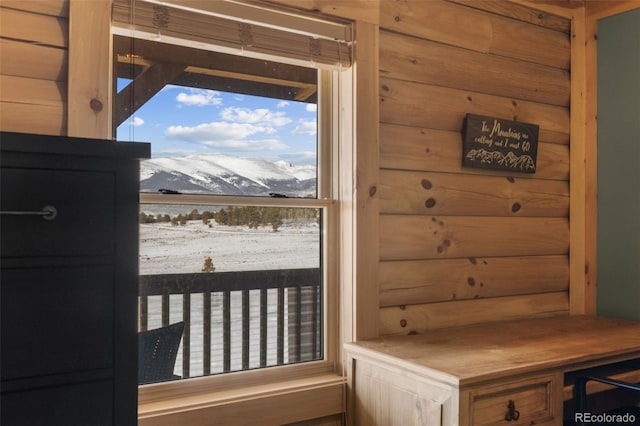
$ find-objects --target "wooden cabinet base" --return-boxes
[345,316,640,426]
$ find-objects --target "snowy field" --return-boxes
[139,217,321,377]
[140,218,320,275]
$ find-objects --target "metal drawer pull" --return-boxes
[504,399,520,421]
[1,205,57,220]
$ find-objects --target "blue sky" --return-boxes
[116,80,318,165]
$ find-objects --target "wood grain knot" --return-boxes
[421,179,432,189]
[425,198,436,208]
[369,186,377,197]
[467,277,476,287]
[394,15,401,22]
[511,202,521,213]
[90,98,104,112]
[400,319,407,328]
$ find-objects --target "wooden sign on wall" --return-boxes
[462,114,539,173]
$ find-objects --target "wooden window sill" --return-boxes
[138,373,345,425]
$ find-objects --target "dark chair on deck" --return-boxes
[138,321,185,385]
[573,375,640,426]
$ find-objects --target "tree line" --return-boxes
[139,206,318,232]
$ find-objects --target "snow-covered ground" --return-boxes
[139,218,321,377]
[140,219,320,275]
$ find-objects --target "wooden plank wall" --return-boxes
[0,1,69,135]
[378,0,572,335]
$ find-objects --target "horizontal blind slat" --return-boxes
[112,0,352,68]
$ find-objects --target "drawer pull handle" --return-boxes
[1,205,57,220]
[505,399,520,422]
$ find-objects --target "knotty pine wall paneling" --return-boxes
[378,0,572,335]
[0,1,69,135]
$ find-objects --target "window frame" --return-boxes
[110,20,346,408]
[134,64,345,409]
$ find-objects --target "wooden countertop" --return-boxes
[344,315,640,387]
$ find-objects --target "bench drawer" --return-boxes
[469,373,560,425]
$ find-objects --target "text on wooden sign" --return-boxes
[462,114,539,173]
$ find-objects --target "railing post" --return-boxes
[139,297,148,332]
[277,287,285,365]
[182,293,191,379]
[203,291,211,376]
[223,291,231,373]
[242,290,250,370]
[288,287,302,363]
[161,294,169,326]
[259,289,267,367]
[312,284,319,358]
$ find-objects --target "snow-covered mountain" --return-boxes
[140,154,317,197]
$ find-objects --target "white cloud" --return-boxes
[277,101,289,108]
[176,89,223,106]
[292,119,317,135]
[305,104,317,112]
[165,122,287,151]
[123,116,144,127]
[167,122,265,140]
[221,107,292,127]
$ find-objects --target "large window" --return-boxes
[112,2,348,386]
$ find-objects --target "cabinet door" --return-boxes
[349,357,455,426]
[1,266,114,379]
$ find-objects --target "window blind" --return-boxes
[111,0,352,68]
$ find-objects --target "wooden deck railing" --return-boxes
[139,268,321,379]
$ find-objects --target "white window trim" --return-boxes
[136,65,345,400]
[112,9,352,416]
[135,68,355,426]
